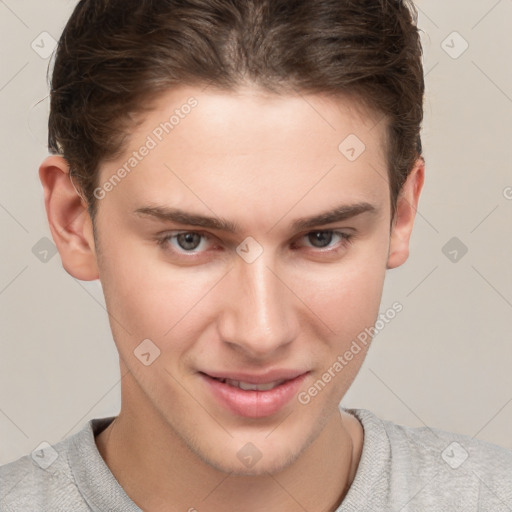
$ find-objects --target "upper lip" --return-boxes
[201,369,309,384]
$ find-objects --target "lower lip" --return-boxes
[201,373,308,418]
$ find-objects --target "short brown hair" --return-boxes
[48,0,424,222]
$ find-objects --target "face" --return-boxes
[73,85,418,475]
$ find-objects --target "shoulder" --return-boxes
[347,408,512,510]
[0,418,111,512]
[0,449,84,511]
[382,413,512,473]
[388,418,512,508]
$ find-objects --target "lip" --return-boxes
[200,370,309,418]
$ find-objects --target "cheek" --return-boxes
[292,259,387,407]
[97,236,220,350]
[291,249,388,344]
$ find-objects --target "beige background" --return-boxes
[1,0,511,465]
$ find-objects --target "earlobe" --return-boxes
[39,155,99,281]
[386,157,425,270]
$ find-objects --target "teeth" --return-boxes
[223,379,284,391]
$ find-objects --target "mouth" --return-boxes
[199,370,309,418]
[208,377,287,392]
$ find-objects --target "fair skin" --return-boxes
[39,85,424,512]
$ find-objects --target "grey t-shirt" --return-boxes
[1,407,511,511]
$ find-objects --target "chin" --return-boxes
[207,448,301,477]
[188,427,318,477]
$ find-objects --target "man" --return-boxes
[1,0,511,510]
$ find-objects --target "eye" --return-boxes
[157,231,212,253]
[307,231,336,248]
[175,232,203,251]
[298,230,353,251]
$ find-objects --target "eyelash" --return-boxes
[155,230,354,257]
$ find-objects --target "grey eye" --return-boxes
[307,231,334,248]
[176,232,202,250]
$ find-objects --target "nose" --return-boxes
[217,252,299,359]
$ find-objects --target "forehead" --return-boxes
[96,85,390,229]
[146,85,385,153]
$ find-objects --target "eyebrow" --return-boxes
[133,202,377,234]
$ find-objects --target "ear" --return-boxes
[387,157,425,269]
[39,155,99,280]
